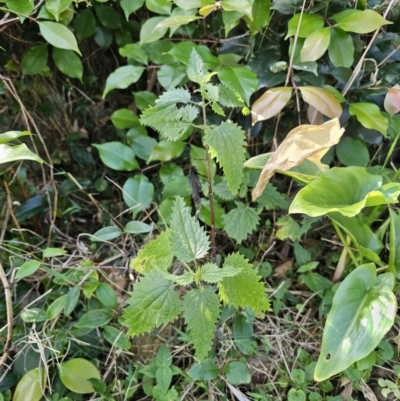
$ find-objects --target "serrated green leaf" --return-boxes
[204,122,246,195]
[170,196,210,263]
[214,178,236,200]
[199,262,242,283]
[123,272,182,336]
[256,184,289,210]
[140,104,198,141]
[160,271,195,285]
[156,88,191,106]
[130,230,173,274]
[183,288,221,361]
[187,49,206,84]
[218,85,245,108]
[222,203,259,243]
[218,253,270,313]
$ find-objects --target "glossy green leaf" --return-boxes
[43,247,67,258]
[121,0,145,20]
[221,0,252,19]
[247,0,271,32]
[0,130,30,144]
[95,5,121,29]
[148,140,185,162]
[140,16,168,45]
[314,264,396,381]
[0,144,43,164]
[64,286,80,317]
[12,368,45,401]
[52,48,83,81]
[300,28,330,62]
[187,358,219,381]
[328,27,354,68]
[46,295,67,320]
[59,358,101,394]
[156,15,200,29]
[76,309,113,328]
[286,13,324,39]
[328,213,382,262]
[336,136,370,167]
[96,282,118,309]
[225,361,251,385]
[6,0,32,22]
[102,65,145,97]
[46,0,72,21]
[103,326,131,350]
[119,43,148,64]
[122,174,154,214]
[124,221,153,234]
[93,142,138,171]
[183,288,221,361]
[289,167,400,217]
[110,109,139,129]
[349,103,388,136]
[91,226,122,242]
[218,66,258,106]
[38,21,81,55]
[157,63,187,89]
[73,8,96,41]
[15,260,41,279]
[146,0,171,15]
[21,44,50,76]
[333,9,392,34]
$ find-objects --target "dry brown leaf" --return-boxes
[251,87,293,124]
[384,84,400,116]
[274,260,293,279]
[307,105,324,125]
[300,86,342,118]
[252,118,344,201]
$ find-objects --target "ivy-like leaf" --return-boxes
[130,230,174,274]
[223,203,259,243]
[170,196,210,263]
[218,253,270,314]
[183,288,221,361]
[140,103,198,141]
[198,262,242,283]
[204,121,246,195]
[123,272,182,336]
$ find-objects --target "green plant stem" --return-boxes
[332,221,358,267]
[388,209,396,275]
[201,102,216,263]
[0,262,13,369]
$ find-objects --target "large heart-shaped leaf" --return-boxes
[314,263,396,381]
[289,167,400,217]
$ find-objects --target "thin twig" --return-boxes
[0,263,13,369]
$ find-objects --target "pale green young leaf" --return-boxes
[204,121,246,195]
[0,144,43,164]
[222,203,259,243]
[218,85,245,108]
[159,271,195,286]
[286,13,324,39]
[276,215,302,241]
[300,28,330,62]
[140,104,198,141]
[187,49,206,84]
[170,196,210,263]
[349,103,388,136]
[221,0,252,20]
[199,262,242,283]
[38,21,81,55]
[218,253,270,314]
[130,230,173,274]
[46,0,72,21]
[183,288,221,361]
[333,9,392,34]
[123,272,182,336]
[103,65,145,98]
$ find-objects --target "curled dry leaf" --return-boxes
[384,84,400,116]
[299,86,342,119]
[251,87,292,124]
[252,118,344,201]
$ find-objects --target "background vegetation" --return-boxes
[1,0,400,400]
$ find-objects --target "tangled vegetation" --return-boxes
[1,0,400,400]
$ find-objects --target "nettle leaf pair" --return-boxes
[122,197,270,361]
[140,49,247,196]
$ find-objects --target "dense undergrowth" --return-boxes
[1,0,400,400]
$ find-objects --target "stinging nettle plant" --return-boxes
[121,50,270,361]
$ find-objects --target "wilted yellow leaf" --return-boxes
[299,86,342,119]
[252,118,344,201]
[251,87,293,124]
